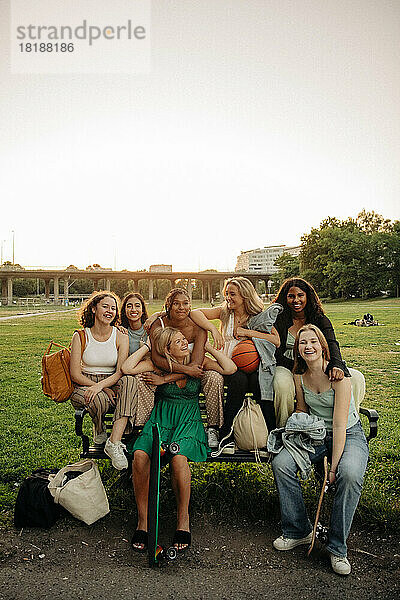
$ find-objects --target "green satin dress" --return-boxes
[130,377,209,462]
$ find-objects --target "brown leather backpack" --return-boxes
[41,330,86,403]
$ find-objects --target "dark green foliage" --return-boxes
[299,211,400,298]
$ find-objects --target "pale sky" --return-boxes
[1,0,399,272]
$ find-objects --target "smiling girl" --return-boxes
[130,326,236,553]
[272,324,368,576]
[120,292,149,355]
[69,291,129,445]
[189,277,280,443]
[272,278,365,428]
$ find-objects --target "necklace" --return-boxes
[235,313,247,326]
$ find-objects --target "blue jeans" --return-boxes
[272,420,369,557]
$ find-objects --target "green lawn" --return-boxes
[1,298,399,530]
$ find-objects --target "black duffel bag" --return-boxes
[14,468,61,529]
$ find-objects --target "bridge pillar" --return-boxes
[219,278,225,296]
[132,280,138,293]
[201,281,206,302]
[7,277,13,305]
[187,279,192,301]
[54,277,59,305]
[64,278,69,305]
[1,279,6,305]
[148,279,154,303]
[44,279,50,300]
[207,280,212,303]
[105,279,111,291]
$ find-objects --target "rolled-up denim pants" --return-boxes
[272,420,369,557]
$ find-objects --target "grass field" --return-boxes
[1,298,399,530]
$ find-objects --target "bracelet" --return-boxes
[144,341,150,351]
[329,470,336,474]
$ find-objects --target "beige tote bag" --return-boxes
[48,459,109,525]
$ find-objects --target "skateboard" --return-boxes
[147,423,180,567]
[307,456,330,555]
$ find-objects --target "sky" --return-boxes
[1,0,399,272]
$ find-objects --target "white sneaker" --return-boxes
[273,532,313,551]
[104,438,128,470]
[93,431,107,445]
[329,553,351,575]
[207,428,219,449]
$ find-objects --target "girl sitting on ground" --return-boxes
[271,324,368,576]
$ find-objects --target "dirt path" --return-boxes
[0,309,76,321]
[1,514,398,600]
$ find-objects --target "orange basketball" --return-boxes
[231,339,260,373]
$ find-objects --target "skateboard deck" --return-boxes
[307,455,329,556]
[147,423,180,567]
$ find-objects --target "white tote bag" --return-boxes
[48,459,109,525]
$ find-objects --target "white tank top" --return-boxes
[81,327,118,375]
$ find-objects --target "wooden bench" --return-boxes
[74,394,379,463]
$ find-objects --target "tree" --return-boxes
[355,209,393,234]
[300,212,399,298]
[272,253,300,288]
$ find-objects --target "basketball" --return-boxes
[231,339,260,373]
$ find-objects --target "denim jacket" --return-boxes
[247,303,283,401]
[267,412,326,480]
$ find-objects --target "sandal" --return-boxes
[173,529,191,553]
[131,529,148,553]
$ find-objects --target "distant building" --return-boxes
[149,264,173,273]
[235,245,301,274]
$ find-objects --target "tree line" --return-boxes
[273,210,400,298]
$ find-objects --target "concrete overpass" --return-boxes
[0,268,274,305]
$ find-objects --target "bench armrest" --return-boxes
[359,407,379,442]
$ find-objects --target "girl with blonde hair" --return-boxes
[189,277,281,447]
[127,326,236,553]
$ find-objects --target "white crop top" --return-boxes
[81,327,118,375]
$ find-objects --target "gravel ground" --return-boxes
[1,514,399,600]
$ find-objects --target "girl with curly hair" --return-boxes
[69,291,129,446]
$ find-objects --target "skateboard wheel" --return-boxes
[169,442,180,455]
[166,546,178,560]
[320,527,329,545]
